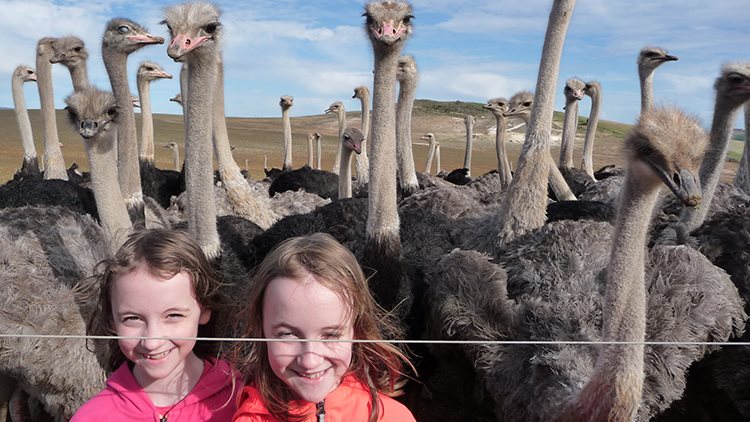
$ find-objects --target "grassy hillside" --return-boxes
[0,100,741,183]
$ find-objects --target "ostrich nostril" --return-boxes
[673,173,681,188]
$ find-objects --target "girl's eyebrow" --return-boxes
[270,323,346,331]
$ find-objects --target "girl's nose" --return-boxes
[296,342,325,369]
[140,324,166,350]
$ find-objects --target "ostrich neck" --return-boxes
[494,0,576,250]
[559,98,579,168]
[172,146,180,171]
[367,43,402,240]
[356,95,370,185]
[137,78,155,162]
[425,141,436,173]
[180,63,188,120]
[185,52,220,258]
[87,128,133,256]
[580,91,601,180]
[331,111,346,175]
[316,137,322,170]
[680,94,743,232]
[104,51,143,209]
[36,52,68,180]
[307,136,314,167]
[435,144,442,173]
[495,116,512,189]
[639,70,653,115]
[67,62,90,92]
[464,122,474,174]
[213,61,277,230]
[282,108,292,171]
[396,76,419,190]
[12,78,36,159]
[734,103,750,194]
[568,161,659,421]
[338,147,354,199]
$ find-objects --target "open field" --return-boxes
[0,100,742,184]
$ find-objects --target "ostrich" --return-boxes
[442,116,475,185]
[674,63,750,237]
[395,54,420,195]
[580,80,602,180]
[428,106,745,422]
[10,65,40,181]
[484,97,513,189]
[102,18,164,226]
[164,142,181,171]
[325,101,346,175]
[136,61,182,209]
[306,132,319,168]
[638,46,678,114]
[735,103,750,194]
[421,133,437,174]
[50,36,90,92]
[36,37,68,180]
[558,77,585,168]
[170,92,182,105]
[0,87,134,420]
[315,133,323,169]
[352,85,371,186]
[337,128,364,199]
[280,95,294,171]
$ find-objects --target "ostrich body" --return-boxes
[559,77,585,169]
[50,36,90,92]
[484,97,512,189]
[102,18,164,225]
[36,37,68,180]
[677,63,750,235]
[352,85,370,186]
[326,101,346,175]
[10,65,40,181]
[580,81,602,180]
[638,47,678,115]
[428,107,745,422]
[734,103,750,194]
[337,128,364,199]
[395,55,420,195]
[280,95,294,171]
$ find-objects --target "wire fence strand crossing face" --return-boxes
[1,333,749,348]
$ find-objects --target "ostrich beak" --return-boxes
[654,164,702,208]
[128,34,165,45]
[79,119,98,139]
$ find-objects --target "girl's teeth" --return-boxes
[302,370,324,379]
[145,350,169,360]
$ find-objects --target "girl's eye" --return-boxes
[277,331,297,339]
[167,313,184,319]
[323,332,342,340]
[122,315,141,323]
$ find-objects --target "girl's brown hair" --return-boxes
[233,233,412,422]
[86,228,223,372]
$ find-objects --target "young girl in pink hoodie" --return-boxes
[232,233,416,422]
[72,229,240,422]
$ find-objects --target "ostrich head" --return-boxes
[103,18,164,55]
[137,61,173,82]
[342,127,364,155]
[506,91,534,122]
[564,78,586,101]
[353,85,370,99]
[162,3,222,62]
[364,1,414,48]
[625,106,707,206]
[325,101,344,116]
[164,142,178,150]
[584,81,601,98]
[65,88,119,141]
[170,93,182,105]
[637,46,678,76]
[13,65,37,83]
[36,37,57,58]
[396,54,417,82]
[419,133,435,144]
[279,95,294,110]
[308,132,321,142]
[464,115,475,128]
[484,97,509,118]
[49,36,88,67]
[714,63,750,107]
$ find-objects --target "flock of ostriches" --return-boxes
[1,0,749,421]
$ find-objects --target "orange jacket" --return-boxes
[232,374,415,421]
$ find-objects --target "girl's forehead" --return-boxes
[263,274,353,325]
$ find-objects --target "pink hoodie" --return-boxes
[72,358,240,422]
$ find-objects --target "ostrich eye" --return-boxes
[146,66,154,71]
[727,73,745,84]
[364,14,374,26]
[107,107,117,117]
[27,70,34,75]
[66,107,78,119]
[672,173,681,187]
[403,14,414,25]
[118,25,130,34]
[645,52,659,58]
[204,23,218,34]
[344,134,351,141]
[74,46,82,52]
[523,101,532,107]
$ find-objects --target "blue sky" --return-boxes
[1,0,747,127]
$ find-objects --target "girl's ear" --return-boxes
[199,307,211,325]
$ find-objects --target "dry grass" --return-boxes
[0,100,741,183]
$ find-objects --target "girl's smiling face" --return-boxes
[111,262,210,390]
[262,271,354,403]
